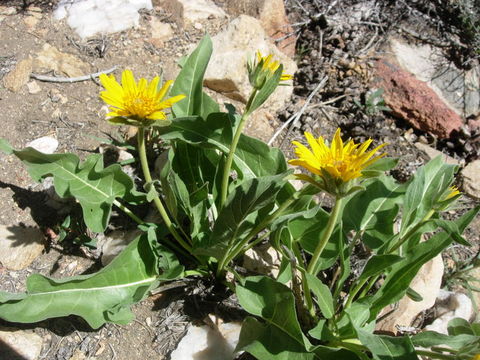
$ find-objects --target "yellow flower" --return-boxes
[289,128,386,183]
[99,69,185,124]
[256,51,293,81]
[248,51,293,89]
[471,355,480,360]
[444,185,460,200]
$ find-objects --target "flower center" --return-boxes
[124,94,156,118]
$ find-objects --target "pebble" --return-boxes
[26,136,59,154]
[0,225,44,271]
[0,327,43,360]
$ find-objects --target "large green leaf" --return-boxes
[355,328,418,360]
[305,273,334,319]
[170,34,219,118]
[343,176,404,250]
[161,114,287,179]
[0,231,182,328]
[195,173,288,259]
[1,141,144,232]
[412,330,479,351]
[400,156,457,238]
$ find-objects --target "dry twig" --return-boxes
[30,66,117,83]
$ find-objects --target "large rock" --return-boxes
[376,254,444,333]
[158,0,226,26]
[34,43,90,77]
[374,58,463,138]
[224,0,296,57]
[3,58,32,92]
[461,159,480,199]
[170,315,241,360]
[390,39,480,118]
[0,327,43,360]
[205,15,296,110]
[0,225,44,271]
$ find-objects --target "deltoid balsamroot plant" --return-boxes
[0,35,479,359]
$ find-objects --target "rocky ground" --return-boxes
[0,0,479,359]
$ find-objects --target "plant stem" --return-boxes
[219,89,257,209]
[137,127,192,253]
[291,241,315,317]
[307,196,344,275]
[215,196,295,278]
[389,209,435,253]
[344,276,369,309]
[113,199,143,224]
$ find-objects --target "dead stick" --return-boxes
[30,66,117,83]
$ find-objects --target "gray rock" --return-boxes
[425,290,473,334]
[98,229,142,265]
[414,142,462,166]
[0,225,44,270]
[0,327,43,360]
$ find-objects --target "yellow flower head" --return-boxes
[248,51,293,89]
[289,129,386,183]
[444,185,461,200]
[99,69,185,124]
[256,51,293,82]
[471,355,480,360]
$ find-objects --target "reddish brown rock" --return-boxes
[374,59,463,138]
[224,0,296,57]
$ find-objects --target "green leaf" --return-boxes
[406,287,423,302]
[4,142,144,232]
[343,176,404,250]
[161,115,287,180]
[305,273,334,319]
[411,330,479,350]
[170,34,219,118]
[195,173,288,259]
[368,206,480,319]
[356,255,403,286]
[401,156,458,238]
[355,329,419,360]
[0,233,164,328]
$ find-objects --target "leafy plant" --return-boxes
[354,88,391,116]
[0,35,478,360]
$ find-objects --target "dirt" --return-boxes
[0,0,479,359]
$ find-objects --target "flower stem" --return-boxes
[137,127,192,253]
[307,196,343,275]
[219,89,257,209]
[215,196,295,278]
[113,199,143,224]
[389,209,435,253]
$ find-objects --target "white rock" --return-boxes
[53,0,153,39]
[376,254,444,333]
[461,160,480,199]
[243,243,280,277]
[26,136,59,154]
[205,15,296,111]
[425,290,473,334]
[172,0,226,23]
[414,142,461,166]
[171,315,242,360]
[0,226,44,271]
[0,327,43,360]
[26,80,41,94]
[99,229,142,265]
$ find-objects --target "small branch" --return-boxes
[30,66,117,83]
[268,76,328,146]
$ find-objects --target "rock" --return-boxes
[148,17,174,47]
[34,43,90,77]
[469,267,480,311]
[390,39,480,118]
[98,229,142,265]
[376,254,444,333]
[0,327,43,360]
[23,15,40,30]
[0,225,44,271]
[414,142,461,166]
[53,0,153,39]
[224,0,296,57]
[26,80,41,94]
[244,109,276,142]
[0,6,17,15]
[26,136,59,154]
[171,314,242,360]
[3,58,33,92]
[461,160,480,199]
[160,0,226,26]
[243,242,280,277]
[374,58,463,138]
[205,15,296,116]
[425,290,473,334]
